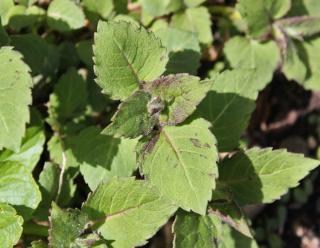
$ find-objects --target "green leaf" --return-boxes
[224,36,281,89]
[73,126,138,190]
[0,20,9,46]
[184,0,206,7]
[30,240,47,248]
[139,118,218,215]
[141,0,182,17]
[0,203,23,248]
[171,7,213,44]
[76,40,93,68]
[0,161,41,217]
[0,118,45,171]
[219,224,258,248]
[83,0,126,19]
[103,91,158,138]
[11,34,60,77]
[47,0,85,32]
[219,147,320,205]
[147,74,213,125]
[277,16,320,39]
[0,0,14,25]
[173,211,221,248]
[155,27,201,75]
[236,0,270,38]
[282,39,307,83]
[82,178,177,248]
[0,47,33,151]
[301,38,320,91]
[288,0,320,16]
[49,202,88,248]
[197,69,259,152]
[94,21,168,100]
[264,0,291,19]
[48,68,88,122]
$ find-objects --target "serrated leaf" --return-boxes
[197,69,259,152]
[219,147,320,205]
[155,27,201,75]
[209,200,252,238]
[236,0,270,38]
[224,36,280,89]
[0,203,23,248]
[277,16,320,39]
[173,211,221,248]
[94,21,168,100]
[171,7,213,44]
[11,34,59,77]
[47,0,85,32]
[141,0,182,17]
[82,178,177,248]
[0,47,33,151]
[147,74,213,125]
[264,0,291,19]
[48,68,88,122]
[282,39,307,83]
[72,126,138,190]
[0,118,45,171]
[301,38,320,91]
[49,202,88,248]
[139,118,218,215]
[103,91,158,138]
[0,161,41,217]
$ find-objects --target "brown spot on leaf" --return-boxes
[190,138,202,148]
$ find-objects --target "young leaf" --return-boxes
[236,0,270,38]
[0,47,32,151]
[147,74,213,125]
[171,7,213,44]
[49,202,88,248]
[264,0,291,19]
[103,91,158,138]
[73,126,138,190]
[94,21,168,100]
[82,178,177,248]
[47,0,85,32]
[0,161,41,217]
[219,147,320,205]
[224,36,280,89]
[139,118,218,215]
[197,69,259,152]
[173,211,222,248]
[0,203,23,248]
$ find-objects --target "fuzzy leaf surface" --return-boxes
[82,178,177,248]
[219,147,320,205]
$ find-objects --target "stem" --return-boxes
[23,221,48,237]
[55,130,67,203]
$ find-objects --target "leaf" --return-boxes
[209,200,252,238]
[103,91,158,138]
[0,117,45,171]
[72,126,138,190]
[277,16,320,39]
[282,39,307,83]
[0,19,9,46]
[171,7,213,44]
[155,27,201,75]
[147,74,213,125]
[0,203,23,248]
[94,21,168,100]
[219,224,258,248]
[236,0,270,38]
[30,240,47,248]
[288,0,320,16]
[173,210,222,248]
[184,0,206,7]
[301,38,320,91]
[49,202,88,248]
[139,118,218,215]
[47,0,85,32]
[11,34,60,77]
[141,0,182,17]
[264,0,291,19]
[224,36,281,89]
[0,47,33,151]
[76,40,93,68]
[83,0,127,19]
[197,69,259,152]
[82,178,177,248]
[48,68,88,122]
[0,0,14,25]
[219,147,320,205]
[0,161,41,217]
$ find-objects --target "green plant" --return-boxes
[0,0,319,247]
